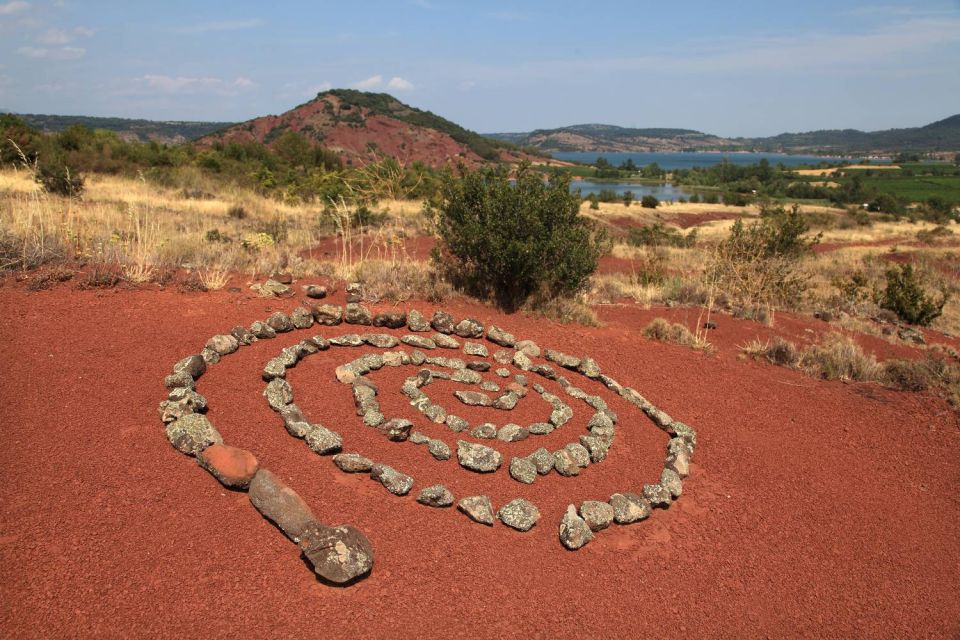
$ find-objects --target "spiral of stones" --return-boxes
[160,301,698,579]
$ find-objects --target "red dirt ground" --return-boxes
[1,279,959,638]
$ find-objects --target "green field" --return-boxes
[855,175,960,202]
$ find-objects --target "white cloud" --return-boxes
[352,74,383,90]
[178,19,263,34]
[130,74,257,96]
[16,45,85,59]
[386,76,414,91]
[36,28,70,44]
[0,1,29,15]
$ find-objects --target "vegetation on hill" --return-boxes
[8,113,234,143]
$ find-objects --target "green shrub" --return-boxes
[876,263,947,326]
[433,163,604,311]
[627,222,697,248]
[623,191,634,207]
[640,195,659,208]
[36,163,84,197]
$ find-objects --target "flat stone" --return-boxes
[362,333,399,348]
[302,284,327,299]
[553,449,580,477]
[206,333,239,356]
[164,370,195,390]
[264,378,294,411]
[430,310,455,334]
[373,311,406,329]
[577,357,601,378]
[464,342,488,357]
[454,318,483,339]
[445,415,469,432]
[407,309,431,331]
[451,369,482,384]
[610,493,651,524]
[376,418,412,442]
[249,321,277,339]
[580,435,612,463]
[344,303,373,325]
[230,325,257,346]
[467,361,491,372]
[528,422,554,436]
[333,453,374,473]
[313,304,343,325]
[267,311,294,333]
[370,464,414,496]
[165,414,222,456]
[470,423,497,439]
[417,484,454,508]
[493,350,513,365]
[660,468,683,498]
[495,368,510,378]
[457,440,502,473]
[497,423,529,443]
[530,363,557,380]
[198,444,259,488]
[509,457,537,484]
[512,351,533,371]
[432,333,460,349]
[565,443,591,468]
[515,340,541,357]
[559,504,593,550]
[497,499,540,532]
[291,306,314,329]
[644,483,673,508]
[544,349,580,369]
[579,500,615,531]
[248,469,316,542]
[298,522,374,584]
[454,390,492,407]
[458,495,495,526]
[329,334,364,347]
[426,439,452,461]
[402,335,436,350]
[492,392,520,410]
[487,325,516,347]
[173,354,206,379]
[305,424,342,455]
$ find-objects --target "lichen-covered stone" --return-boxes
[249,321,277,339]
[509,457,537,484]
[515,340,541,357]
[643,483,673,508]
[291,306,314,329]
[553,449,580,477]
[492,392,520,411]
[408,309,431,331]
[305,424,342,455]
[165,413,222,456]
[376,418,413,442]
[464,342,488,357]
[371,464,414,496]
[230,324,257,346]
[458,495,495,526]
[544,349,580,369]
[173,354,207,379]
[401,335,436,350]
[266,311,294,333]
[302,284,327,299]
[430,310,455,334]
[528,422,554,436]
[580,434,612,463]
[333,453,374,473]
[417,484,454,508]
[344,303,373,325]
[264,378,294,411]
[565,443,591,468]
[487,325,516,347]
[432,333,460,349]
[454,390,492,407]
[660,468,683,498]
[559,504,593,550]
[299,522,374,584]
[373,311,406,329]
[426,439,452,461]
[579,500,615,531]
[577,357,601,378]
[497,423,529,443]
[206,333,239,356]
[330,334,364,347]
[470,423,497,439]
[313,304,343,325]
[454,318,484,338]
[497,499,540,532]
[457,440,502,472]
[262,357,287,381]
[609,493,651,524]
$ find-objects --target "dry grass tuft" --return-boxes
[643,317,712,352]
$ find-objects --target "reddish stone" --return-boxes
[198,444,259,489]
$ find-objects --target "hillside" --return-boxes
[6,113,234,144]
[487,123,733,153]
[490,114,960,154]
[200,89,529,167]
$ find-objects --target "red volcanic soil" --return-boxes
[1,279,959,638]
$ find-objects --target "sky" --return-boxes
[0,0,958,137]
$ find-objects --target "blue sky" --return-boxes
[1,0,958,136]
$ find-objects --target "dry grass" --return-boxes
[793,165,900,176]
[642,317,713,352]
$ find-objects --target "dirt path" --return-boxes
[0,281,958,638]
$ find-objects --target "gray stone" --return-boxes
[206,333,239,356]
[373,311,406,329]
[580,435,612,463]
[544,349,580,369]
[402,334,436,350]
[299,522,374,584]
[362,409,385,428]
[509,457,537,484]
[345,282,363,303]
[344,303,373,325]
[643,483,673,508]
[467,361,491,372]
[165,413,222,456]
[267,311,294,333]
[644,405,674,430]
[565,443,591,468]
[200,347,220,365]
[430,310,455,334]
[305,424,343,455]
[249,321,277,339]
[417,484,454,508]
[670,422,698,451]
[230,325,257,346]
[451,369,482,384]
[370,464,414,496]
[577,357,601,378]
[530,363,557,380]
[445,415,469,432]
[277,347,299,368]
[408,431,430,445]
[458,495,495,526]
[528,448,555,475]
[457,440,502,473]
[665,449,691,479]
[512,351,533,371]
[487,325,516,347]
[264,378,294,411]
[497,423,529,443]
[514,374,528,386]
[464,342,488,357]
[333,453,374,473]
[492,392,520,410]
[454,390,492,407]
[470,423,497,439]
[580,500,614,531]
[497,499,540,532]
[528,422,554,436]
[515,340,541,357]
[432,333,460,349]
[407,309,430,331]
[660,468,683,498]
[454,318,484,339]
[291,306,314,329]
[493,350,513,365]
[164,370,195,390]
[553,449,580,477]
[377,418,412,442]
[313,304,343,325]
[495,368,510,378]
[382,351,410,367]
[423,404,446,424]
[302,284,327,299]
[610,493,651,524]
[549,404,574,427]
[329,334,364,347]
[361,333,398,348]
[248,469,316,543]
[480,381,500,393]
[294,339,318,356]
[427,439,452,461]
[559,504,593,550]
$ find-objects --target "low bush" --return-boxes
[876,263,947,326]
[643,318,711,351]
[627,222,697,248]
[36,163,84,197]
[640,195,659,209]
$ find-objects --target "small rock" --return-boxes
[313,304,343,325]
[544,349,580,369]
[515,340,541,357]
[467,361,491,372]
[402,335,436,350]
[559,504,593,550]
[362,333,399,348]
[493,350,513,364]
[457,440,502,472]
[495,368,510,378]
[470,423,497,439]
[417,484,454,508]
[497,499,540,532]
[333,453,374,473]
[305,424,342,455]
[248,469,316,542]
[249,320,277,339]
[206,333,239,356]
[565,443,591,468]
[509,457,537,484]
[553,449,580,477]
[660,468,683,498]
[528,447,555,475]
[291,306,314,329]
[432,333,460,349]
[344,303,373,325]
[427,439,452,461]
[408,309,431,331]
[464,342,488,357]
[430,310,456,334]
[577,357,601,378]
[267,311,294,333]
[528,422,554,436]
[260,279,291,296]
[345,282,364,303]
[580,435,612,463]
[302,284,327,299]
[579,500,614,531]
[198,444,259,488]
[458,495,495,526]
[329,334,364,347]
[371,464,414,496]
[445,415,469,432]
[376,418,412,442]
[497,423,529,442]
[487,325,516,347]
[164,370,195,390]
[200,347,220,365]
[272,272,294,285]
[373,311,406,329]
[513,351,533,371]
[165,414,222,456]
[454,318,484,338]
[299,522,374,584]
[643,483,673,508]
[408,431,430,445]
[454,390,492,407]
[264,378,294,411]
[609,493,651,524]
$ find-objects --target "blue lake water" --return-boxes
[552,151,852,170]
[571,181,696,201]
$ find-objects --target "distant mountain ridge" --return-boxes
[5,112,235,144]
[487,114,960,154]
[198,89,530,167]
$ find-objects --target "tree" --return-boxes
[623,190,634,207]
[273,130,312,167]
[877,264,947,326]
[641,195,659,208]
[433,162,604,311]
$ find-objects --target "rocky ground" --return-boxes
[0,277,958,638]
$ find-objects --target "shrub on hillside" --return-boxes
[36,163,84,198]
[433,163,604,311]
[627,222,697,248]
[876,263,947,326]
[640,195,659,208]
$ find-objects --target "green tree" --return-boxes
[433,162,604,311]
[877,264,947,326]
[273,130,312,167]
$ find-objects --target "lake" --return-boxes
[571,181,697,201]
[551,151,851,170]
